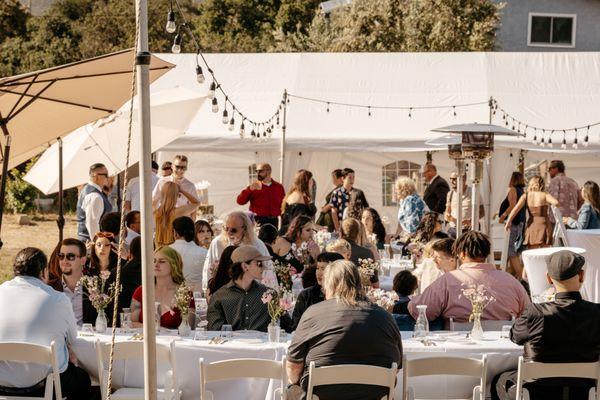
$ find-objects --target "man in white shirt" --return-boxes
[0,248,91,398]
[124,160,160,213]
[76,163,112,242]
[170,216,207,292]
[152,155,200,219]
[124,210,141,246]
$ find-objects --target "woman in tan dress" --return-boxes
[505,175,559,249]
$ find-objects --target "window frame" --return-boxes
[248,164,258,184]
[381,160,422,207]
[527,12,577,49]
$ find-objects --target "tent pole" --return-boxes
[0,121,11,250]
[456,161,464,239]
[57,137,64,242]
[280,90,288,188]
[135,0,157,399]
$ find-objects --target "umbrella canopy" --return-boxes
[24,87,205,194]
[430,123,521,136]
[0,48,174,169]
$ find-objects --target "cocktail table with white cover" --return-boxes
[72,330,521,400]
[565,229,600,303]
[521,247,586,302]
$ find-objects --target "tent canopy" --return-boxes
[150,52,600,153]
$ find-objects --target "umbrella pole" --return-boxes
[279,90,287,187]
[57,138,64,242]
[135,0,157,399]
[0,121,11,250]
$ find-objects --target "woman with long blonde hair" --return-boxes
[280,169,317,233]
[154,181,199,247]
[505,175,559,249]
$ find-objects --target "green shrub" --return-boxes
[5,160,40,214]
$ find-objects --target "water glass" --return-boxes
[120,312,132,329]
[221,324,233,338]
[81,323,94,336]
[393,254,403,263]
[500,325,512,339]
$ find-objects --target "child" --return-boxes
[392,270,418,312]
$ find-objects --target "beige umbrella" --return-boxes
[0,48,174,247]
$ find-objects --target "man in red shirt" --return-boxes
[237,163,285,227]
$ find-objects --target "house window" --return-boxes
[382,161,422,207]
[528,13,576,48]
[248,164,258,184]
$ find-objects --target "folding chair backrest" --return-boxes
[96,340,172,364]
[0,341,63,400]
[551,206,569,247]
[306,362,398,400]
[447,317,513,331]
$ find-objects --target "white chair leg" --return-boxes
[44,375,53,400]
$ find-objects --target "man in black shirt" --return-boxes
[493,250,600,400]
[287,260,402,400]
[422,163,450,214]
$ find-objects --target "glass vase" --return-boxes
[95,309,108,333]
[268,320,281,343]
[178,316,192,337]
[413,305,429,339]
[470,312,484,341]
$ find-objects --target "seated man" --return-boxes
[407,231,529,322]
[287,260,403,400]
[493,250,600,400]
[291,252,344,331]
[0,248,91,399]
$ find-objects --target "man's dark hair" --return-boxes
[125,210,140,228]
[13,247,47,278]
[89,163,106,175]
[453,231,491,260]
[331,169,343,179]
[151,160,159,170]
[342,168,355,177]
[393,270,418,297]
[100,212,121,236]
[258,223,278,245]
[316,252,345,264]
[172,216,195,242]
[129,236,142,261]
[431,238,455,258]
[550,160,565,173]
[61,238,86,257]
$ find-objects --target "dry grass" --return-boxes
[0,214,77,283]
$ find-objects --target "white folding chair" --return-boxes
[551,206,570,247]
[306,361,398,400]
[515,356,600,400]
[199,358,286,400]
[0,341,63,400]
[402,355,487,400]
[95,340,180,400]
[446,316,514,331]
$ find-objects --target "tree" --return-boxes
[0,0,29,43]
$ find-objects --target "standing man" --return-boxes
[317,169,343,232]
[422,163,450,214]
[236,163,285,227]
[152,155,200,220]
[124,160,160,213]
[548,160,582,223]
[76,163,112,243]
[330,168,369,233]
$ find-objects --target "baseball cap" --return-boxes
[547,250,585,281]
[231,245,271,264]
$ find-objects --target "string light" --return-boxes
[368,106,371,117]
[532,129,537,144]
[171,32,182,54]
[585,126,590,147]
[326,102,330,113]
[228,112,235,131]
[195,64,205,84]
[222,105,229,124]
[453,106,457,117]
[207,82,216,100]
[239,120,245,138]
[211,97,218,113]
[548,131,553,148]
[166,10,176,33]
[408,108,412,118]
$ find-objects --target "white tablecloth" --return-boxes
[521,247,586,301]
[73,330,521,400]
[566,229,600,303]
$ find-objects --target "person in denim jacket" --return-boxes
[564,181,600,230]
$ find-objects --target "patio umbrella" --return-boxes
[24,87,205,194]
[0,48,173,247]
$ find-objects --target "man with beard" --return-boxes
[237,163,285,227]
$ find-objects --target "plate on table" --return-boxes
[231,338,264,345]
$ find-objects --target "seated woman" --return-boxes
[411,241,443,293]
[392,270,418,313]
[564,180,600,230]
[272,215,320,273]
[325,239,352,261]
[206,245,238,300]
[194,220,214,249]
[361,207,387,250]
[130,246,194,330]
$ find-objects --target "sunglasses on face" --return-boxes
[96,173,109,177]
[253,260,264,268]
[174,165,187,171]
[225,226,244,234]
[58,253,79,261]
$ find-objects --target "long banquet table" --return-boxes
[73,330,522,400]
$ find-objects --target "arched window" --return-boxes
[382,161,422,206]
[248,164,258,184]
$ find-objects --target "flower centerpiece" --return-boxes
[272,260,298,291]
[79,271,117,333]
[174,283,193,336]
[314,229,333,251]
[357,258,380,288]
[367,288,399,312]
[460,283,495,340]
[261,288,294,342]
[406,241,424,267]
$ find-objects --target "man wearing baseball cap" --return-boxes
[492,250,600,400]
[207,245,291,332]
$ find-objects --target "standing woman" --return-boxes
[505,175,559,249]
[154,181,199,247]
[194,220,214,249]
[280,169,317,234]
[361,207,387,250]
[564,180,600,229]
[499,172,527,277]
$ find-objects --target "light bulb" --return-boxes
[573,138,579,149]
[222,109,228,124]
[171,33,182,54]
[561,142,567,150]
[166,11,176,33]
[196,65,205,84]
[211,98,218,113]
[208,82,216,100]
[228,117,235,131]
[584,135,590,147]
[548,137,553,148]
[240,122,245,137]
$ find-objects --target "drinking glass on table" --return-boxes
[500,325,512,339]
[81,323,94,336]
[221,324,233,338]
[120,312,132,330]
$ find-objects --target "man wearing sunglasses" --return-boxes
[237,163,286,227]
[152,155,200,219]
[76,163,113,242]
